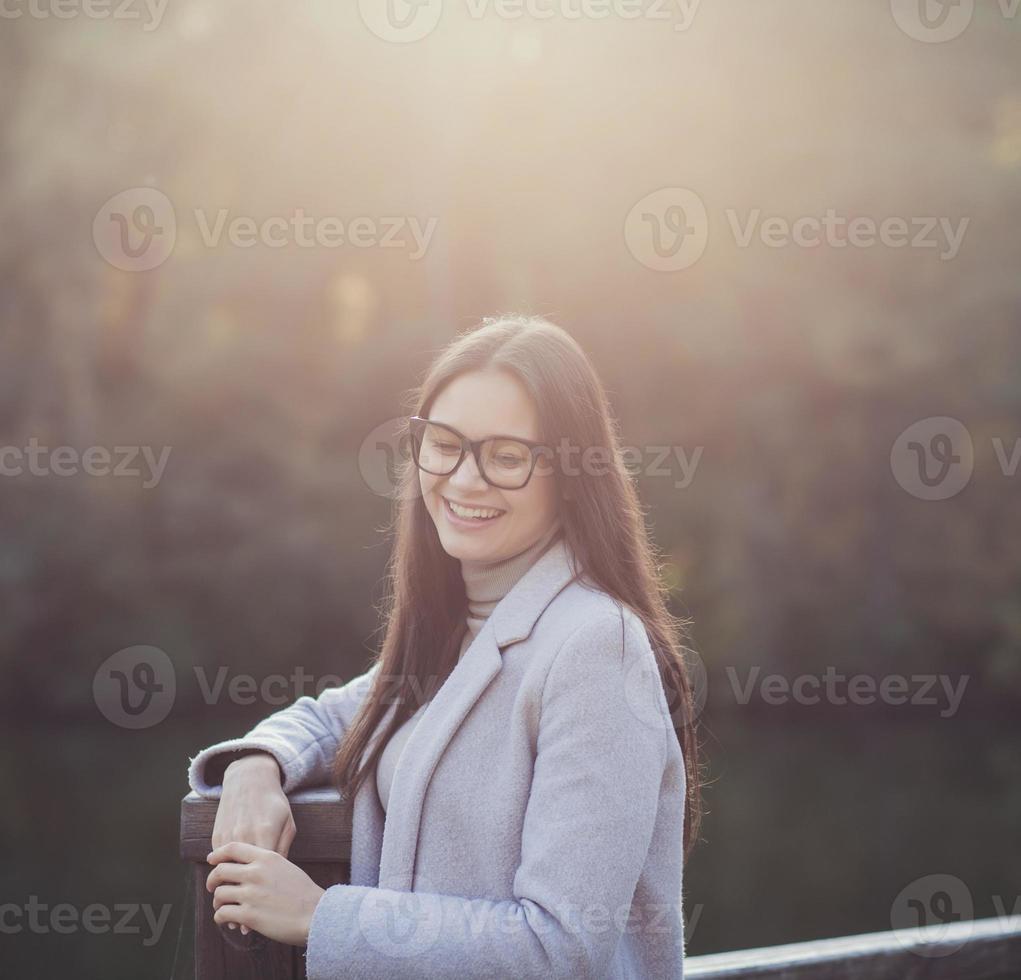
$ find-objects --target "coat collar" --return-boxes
[371,533,584,890]
[489,531,585,649]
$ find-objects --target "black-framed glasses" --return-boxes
[408,416,547,490]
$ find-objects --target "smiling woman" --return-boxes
[411,369,561,562]
[186,314,703,978]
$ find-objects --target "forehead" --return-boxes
[428,369,540,442]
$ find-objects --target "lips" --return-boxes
[442,496,506,525]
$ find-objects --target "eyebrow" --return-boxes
[427,418,537,444]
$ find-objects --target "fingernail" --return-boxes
[241,925,249,935]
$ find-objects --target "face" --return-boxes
[418,368,559,563]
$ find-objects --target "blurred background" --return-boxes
[1,0,1020,976]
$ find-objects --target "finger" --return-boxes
[205,861,242,890]
[212,885,244,911]
[206,862,251,892]
[207,841,261,865]
[213,903,249,929]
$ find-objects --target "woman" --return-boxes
[188,314,702,978]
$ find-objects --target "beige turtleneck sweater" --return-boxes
[376,519,563,812]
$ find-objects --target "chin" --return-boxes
[439,529,497,558]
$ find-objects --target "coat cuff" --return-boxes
[186,738,296,797]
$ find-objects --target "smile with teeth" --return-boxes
[444,497,506,522]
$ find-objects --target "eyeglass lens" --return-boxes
[414,420,533,489]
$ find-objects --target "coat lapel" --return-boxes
[375,534,583,890]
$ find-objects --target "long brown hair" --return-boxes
[333,315,703,856]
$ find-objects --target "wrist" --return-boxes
[301,885,327,945]
[224,752,282,783]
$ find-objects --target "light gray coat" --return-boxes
[188,536,687,978]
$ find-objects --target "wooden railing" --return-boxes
[181,787,1021,979]
[180,787,351,979]
[684,917,1021,979]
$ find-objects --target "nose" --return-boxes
[447,450,488,493]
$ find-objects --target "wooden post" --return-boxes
[180,787,351,980]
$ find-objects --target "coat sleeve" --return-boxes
[187,662,380,797]
[304,612,672,980]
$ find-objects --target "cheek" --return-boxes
[419,471,439,501]
[510,476,557,522]
[536,468,559,507]
[420,474,449,525]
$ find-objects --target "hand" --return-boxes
[206,841,326,946]
[212,753,296,934]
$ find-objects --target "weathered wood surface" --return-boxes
[182,787,1021,979]
[182,787,350,979]
[180,786,352,863]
